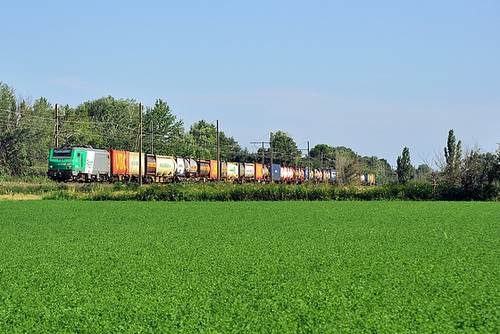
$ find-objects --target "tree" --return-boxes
[143,99,184,155]
[271,131,301,166]
[334,147,360,186]
[460,149,499,200]
[0,82,16,132]
[58,104,93,147]
[75,96,139,151]
[186,120,242,160]
[0,82,17,174]
[443,129,462,187]
[415,164,433,182]
[396,147,411,185]
[0,95,55,176]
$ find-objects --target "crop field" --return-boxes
[0,201,499,332]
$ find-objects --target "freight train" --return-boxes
[47,146,346,184]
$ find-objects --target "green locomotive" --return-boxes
[47,147,110,182]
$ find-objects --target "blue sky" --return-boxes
[1,0,499,166]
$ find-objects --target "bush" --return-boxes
[11,180,498,202]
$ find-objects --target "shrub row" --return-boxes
[38,181,499,201]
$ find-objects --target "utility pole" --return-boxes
[139,103,143,187]
[216,119,220,184]
[150,120,154,154]
[54,104,59,147]
[270,132,273,182]
[307,141,310,181]
[262,142,265,164]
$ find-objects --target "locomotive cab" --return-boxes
[47,147,110,182]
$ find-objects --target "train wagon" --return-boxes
[48,147,110,182]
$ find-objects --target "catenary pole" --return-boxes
[270,132,273,183]
[216,119,220,184]
[150,120,153,155]
[308,141,310,181]
[262,142,265,165]
[54,103,59,148]
[139,103,143,187]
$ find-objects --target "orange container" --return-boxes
[109,150,130,175]
[210,160,218,179]
[255,163,263,180]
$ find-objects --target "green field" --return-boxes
[0,201,499,332]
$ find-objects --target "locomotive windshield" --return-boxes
[52,149,72,158]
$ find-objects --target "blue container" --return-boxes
[272,164,281,180]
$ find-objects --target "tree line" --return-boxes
[396,130,500,200]
[1,81,499,198]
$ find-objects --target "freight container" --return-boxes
[263,165,269,180]
[109,150,129,176]
[298,168,305,181]
[198,159,210,178]
[245,163,255,179]
[286,167,291,181]
[221,161,228,178]
[174,157,186,177]
[210,160,218,179]
[227,162,239,179]
[238,163,245,180]
[186,158,198,177]
[322,170,329,182]
[129,152,146,177]
[255,163,264,180]
[146,155,156,176]
[156,155,175,177]
[272,164,281,181]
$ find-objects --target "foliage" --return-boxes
[309,144,394,185]
[0,201,498,332]
[334,148,361,186]
[443,129,462,187]
[29,180,498,201]
[143,99,184,155]
[415,163,433,182]
[0,83,54,176]
[186,120,243,160]
[74,96,139,151]
[396,146,412,185]
[459,149,500,200]
[271,131,301,166]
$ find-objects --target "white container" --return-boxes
[156,155,175,176]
